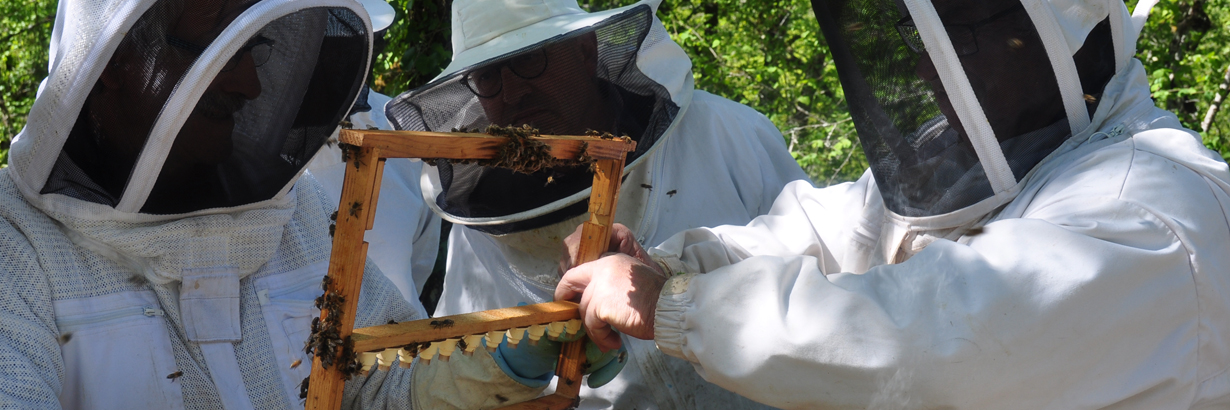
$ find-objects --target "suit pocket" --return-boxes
[55,291,184,410]
[254,260,327,403]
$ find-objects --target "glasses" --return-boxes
[166,34,275,72]
[461,48,549,98]
[896,2,1026,57]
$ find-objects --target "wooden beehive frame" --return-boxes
[304,129,636,410]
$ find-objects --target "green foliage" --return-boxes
[651,0,864,184]
[0,0,56,167]
[1128,0,1230,159]
[370,0,452,96]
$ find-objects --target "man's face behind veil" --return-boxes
[913,0,1065,140]
[93,0,261,179]
[473,34,614,135]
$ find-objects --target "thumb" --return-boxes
[555,264,594,302]
[582,303,622,352]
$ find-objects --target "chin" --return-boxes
[177,114,236,157]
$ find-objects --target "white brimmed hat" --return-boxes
[438,0,663,80]
[357,0,395,31]
[386,0,693,233]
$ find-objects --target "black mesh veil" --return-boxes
[42,0,369,215]
[811,0,1072,217]
[386,5,678,234]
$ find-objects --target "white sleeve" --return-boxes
[650,177,870,276]
[688,91,812,220]
[0,225,62,409]
[650,174,1205,409]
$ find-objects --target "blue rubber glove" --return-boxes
[490,306,628,388]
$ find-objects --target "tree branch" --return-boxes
[1202,63,1230,133]
[0,14,55,45]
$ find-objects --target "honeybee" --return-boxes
[290,359,303,369]
[298,377,311,399]
[429,319,455,329]
[167,371,183,381]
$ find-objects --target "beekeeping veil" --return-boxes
[811,0,1141,222]
[386,0,691,234]
[7,0,374,282]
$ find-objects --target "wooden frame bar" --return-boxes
[305,130,635,410]
[350,301,581,352]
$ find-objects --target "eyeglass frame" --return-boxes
[166,34,276,72]
[895,2,1027,57]
[460,47,550,99]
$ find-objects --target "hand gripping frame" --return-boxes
[304,129,635,410]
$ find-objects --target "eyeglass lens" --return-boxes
[464,48,549,98]
[222,37,273,72]
[167,34,273,72]
[896,21,979,56]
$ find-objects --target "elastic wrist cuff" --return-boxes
[649,252,689,278]
[654,273,698,359]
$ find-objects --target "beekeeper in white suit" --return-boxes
[0,0,585,408]
[305,0,440,304]
[559,0,1230,408]
[384,0,809,408]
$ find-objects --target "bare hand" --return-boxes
[556,253,668,351]
[559,223,657,274]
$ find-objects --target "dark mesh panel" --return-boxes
[42,1,367,215]
[140,7,368,214]
[44,0,257,207]
[811,0,1069,217]
[386,5,678,234]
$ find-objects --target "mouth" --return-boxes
[505,108,551,128]
[193,91,248,122]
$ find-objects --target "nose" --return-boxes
[212,53,262,100]
[915,52,940,82]
[500,65,531,104]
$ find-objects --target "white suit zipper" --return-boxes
[57,305,165,331]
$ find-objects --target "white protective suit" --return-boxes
[644,0,1230,409]
[0,0,542,408]
[306,90,441,303]
[383,0,809,408]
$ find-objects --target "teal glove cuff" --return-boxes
[487,304,630,389]
[584,341,627,388]
[490,336,557,388]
